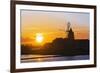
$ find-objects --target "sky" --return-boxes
[21,10,90,46]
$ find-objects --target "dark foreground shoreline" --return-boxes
[21,39,89,56]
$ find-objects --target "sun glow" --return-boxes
[36,33,44,43]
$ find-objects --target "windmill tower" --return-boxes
[66,22,74,40]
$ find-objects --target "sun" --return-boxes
[36,33,44,43]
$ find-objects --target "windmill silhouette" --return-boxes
[67,22,74,40]
[59,22,74,40]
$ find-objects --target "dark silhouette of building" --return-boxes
[66,22,74,40]
[67,28,74,40]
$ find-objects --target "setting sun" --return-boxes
[36,33,44,43]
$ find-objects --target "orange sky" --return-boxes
[21,10,90,45]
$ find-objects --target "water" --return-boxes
[21,54,89,63]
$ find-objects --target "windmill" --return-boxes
[59,22,74,40]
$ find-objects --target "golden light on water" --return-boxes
[36,33,44,43]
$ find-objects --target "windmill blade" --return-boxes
[58,29,67,33]
[58,29,65,31]
[67,22,71,31]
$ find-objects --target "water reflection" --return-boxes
[37,58,43,62]
[21,55,89,63]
